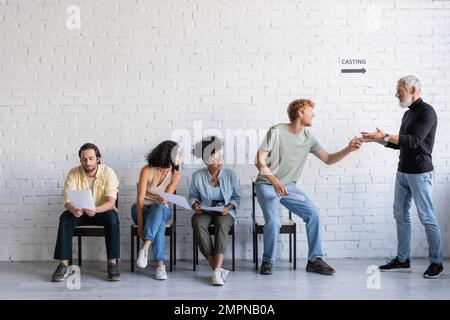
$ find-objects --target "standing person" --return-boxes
[362,75,444,278]
[255,99,362,276]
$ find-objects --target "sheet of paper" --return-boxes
[158,192,192,210]
[201,206,225,212]
[66,189,96,209]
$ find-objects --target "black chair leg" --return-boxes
[196,238,199,265]
[169,232,173,272]
[232,229,235,271]
[131,227,134,272]
[294,229,297,270]
[174,229,177,266]
[78,236,82,267]
[252,230,256,263]
[289,233,292,263]
[255,233,259,271]
[192,234,196,271]
[136,236,140,267]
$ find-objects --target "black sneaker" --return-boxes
[260,261,273,275]
[306,258,335,275]
[107,263,121,281]
[51,263,69,282]
[379,257,411,272]
[424,263,444,279]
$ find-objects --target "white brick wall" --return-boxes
[1,0,450,262]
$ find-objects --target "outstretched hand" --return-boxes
[361,127,386,144]
[347,136,364,151]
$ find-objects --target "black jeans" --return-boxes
[53,210,120,260]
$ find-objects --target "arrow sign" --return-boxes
[341,68,366,74]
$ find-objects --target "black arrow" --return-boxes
[341,68,366,74]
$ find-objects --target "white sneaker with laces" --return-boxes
[136,249,148,269]
[212,268,224,286]
[220,268,229,282]
[155,265,167,280]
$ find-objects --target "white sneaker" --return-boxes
[136,249,148,269]
[212,268,224,286]
[220,268,229,282]
[155,265,167,280]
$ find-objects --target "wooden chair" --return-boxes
[130,202,177,272]
[192,223,235,271]
[69,197,119,266]
[252,181,296,270]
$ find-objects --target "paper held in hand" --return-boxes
[158,192,193,210]
[201,206,225,212]
[66,189,96,210]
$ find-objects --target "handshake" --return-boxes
[347,127,390,151]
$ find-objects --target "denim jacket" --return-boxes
[188,167,241,219]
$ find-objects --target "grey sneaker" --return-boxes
[306,258,335,275]
[260,261,273,275]
[107,263,121,281]
[51,263,69,282]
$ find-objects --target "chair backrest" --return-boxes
[172,190,177,225]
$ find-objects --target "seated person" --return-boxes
[189,136,241,286]
[52,143,120,282]
[132,140,181,280]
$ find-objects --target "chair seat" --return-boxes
[254,217,295,226]
[74,225,105,236]
[75,225,104,229]
[131,220,174,229]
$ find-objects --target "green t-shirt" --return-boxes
[255,123,322,185]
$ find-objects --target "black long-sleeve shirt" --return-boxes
[386,98,437,173]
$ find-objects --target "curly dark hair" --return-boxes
[146,140,180,172]
[192,136,223,162]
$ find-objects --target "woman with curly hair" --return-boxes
[131,140,181,280]
[189,136,241,286]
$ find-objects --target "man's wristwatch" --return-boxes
[383,134,390,142]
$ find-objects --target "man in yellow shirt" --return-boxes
[52,143,121,282]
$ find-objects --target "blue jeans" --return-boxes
[131,203,171,262]
[394,171,443,264]
[255,183,323,263]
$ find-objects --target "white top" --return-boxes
[144,169,173,205]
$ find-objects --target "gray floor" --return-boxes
[1,259,449,300]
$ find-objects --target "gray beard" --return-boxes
[399,97,412,109]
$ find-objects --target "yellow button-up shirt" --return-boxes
[63,163,119,207]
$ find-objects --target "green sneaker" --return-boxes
[107,263,121,281]
[51,263,69,282]
[259,261,273,275]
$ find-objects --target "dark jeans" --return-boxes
[53,210,120,260]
